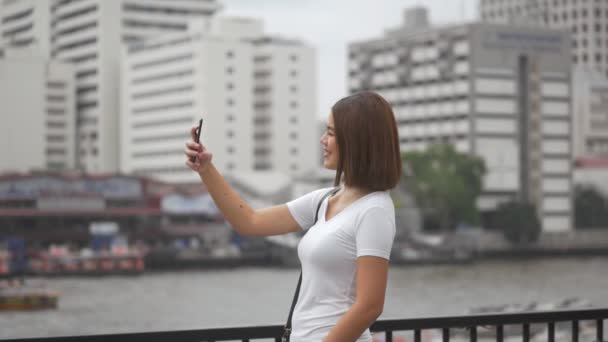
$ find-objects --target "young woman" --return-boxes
[185,90,402,342]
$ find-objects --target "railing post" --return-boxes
[548,322,555,342]
[469,326,477,342]
[385,330,392,342]
[496,325,503,342]
[523,323,530,342]
[442,327,450,342]
[573,320,579,342]
[598,319,604,342]
[414,329,421,342]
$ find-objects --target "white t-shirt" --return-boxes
[286,187,396,342]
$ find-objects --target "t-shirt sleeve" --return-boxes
[355,206,396,260]
[286,187,333,231]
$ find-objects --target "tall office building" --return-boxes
[0,46,76,172]
[121,0,222,43]
[50,0,222,173]
[0,0,51,54]
[121,17,318,183]
[251,36,318,174]
[348,7,573,232]
[1,0,222,173]
[480,0,608,77]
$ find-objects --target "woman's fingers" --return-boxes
[184,148,198,157]
[190,126,198,140]
[185,141,204,152]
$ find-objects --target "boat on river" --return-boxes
[0,279,59,311]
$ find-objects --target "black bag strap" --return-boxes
[283,187,340,341]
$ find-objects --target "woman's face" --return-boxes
[320,113,338,170]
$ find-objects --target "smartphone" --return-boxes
[190,118,203,162]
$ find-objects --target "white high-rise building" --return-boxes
[121,17,318,183]
[0,0,51,54]
[121,0,222,43]
[1,0,222,173]
[348,7,573,232]
[480,0,608,77]
[0,46,76,172]
[251,36,318,174]
[50,0,222,173]
[573,68,608,158]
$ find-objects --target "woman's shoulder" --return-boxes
[358,190,395,213]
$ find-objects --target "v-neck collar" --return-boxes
[322,191,380,223]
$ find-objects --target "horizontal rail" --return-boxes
[2,308,607,342]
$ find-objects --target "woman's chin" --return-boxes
[322,160,337,170]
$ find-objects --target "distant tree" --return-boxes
[574,185,608,229]
[401,143,486,231]
[494,201,541,244]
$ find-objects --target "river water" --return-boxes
[1,257,607,339]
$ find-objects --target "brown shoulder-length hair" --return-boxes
[331,91,402,191]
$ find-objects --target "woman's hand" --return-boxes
[185,125,213,174]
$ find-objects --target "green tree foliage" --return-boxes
[574,185,608,229]
[401,143,486,231]
[494,201,541,244]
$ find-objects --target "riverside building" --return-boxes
[348,7,573,231]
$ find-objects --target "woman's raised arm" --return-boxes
[185,126,300,237]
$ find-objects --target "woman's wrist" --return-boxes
[198,162,214,178]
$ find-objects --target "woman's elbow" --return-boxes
[356,302,384,320]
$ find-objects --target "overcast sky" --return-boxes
[223,0,479,119]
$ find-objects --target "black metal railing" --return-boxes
[3,308,607,342]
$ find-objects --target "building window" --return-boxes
[226,130,234,138]
[227,162,235,170]
[227,83,234,90]
[226,51,234,58]
[226,66,234,74]
[290,70,298,77]
[290,148,298,155]
[290,85,298,93]
[92,148,98,156]
[290,101,298,109]
[227,146,235,154]
[290,132,298,139]
[290,164,298,171]
[290,116,298,124]
[290,54,298,62]
[227,98,234,106]
[227,114,235,122]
